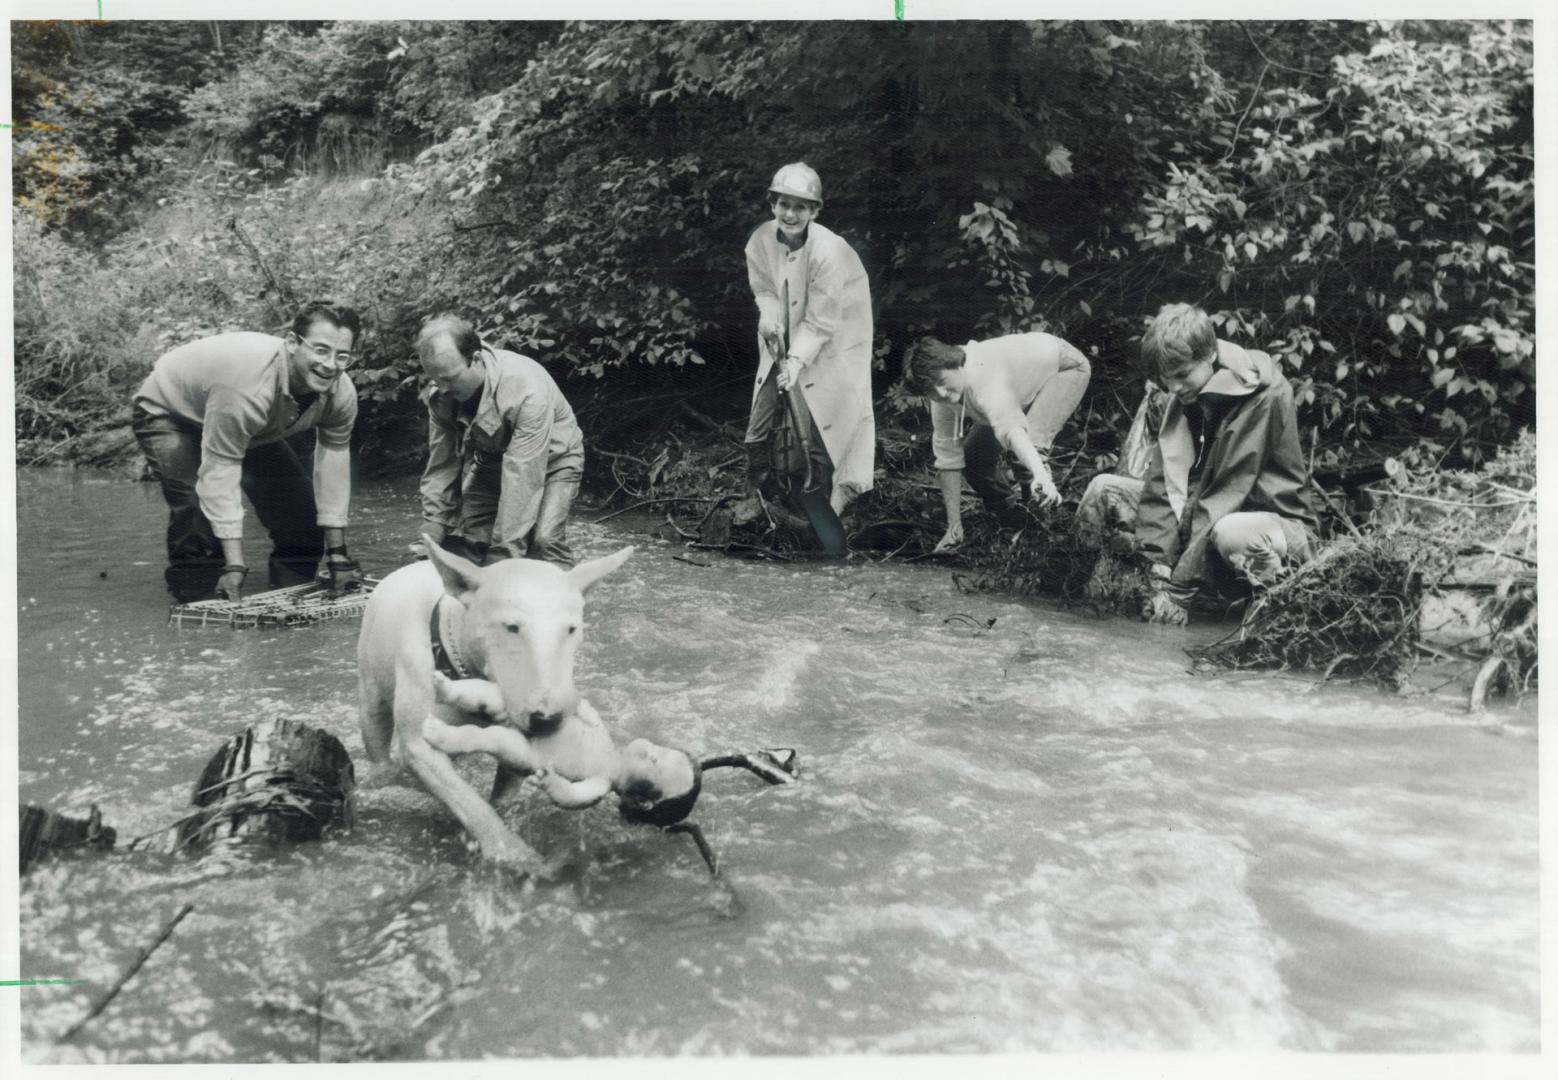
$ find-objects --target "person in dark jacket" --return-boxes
[1134,303,1319,625]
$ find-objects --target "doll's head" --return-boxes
[614,739,703,826]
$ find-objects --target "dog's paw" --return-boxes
[534,848,585,885]
[479,832,546,873]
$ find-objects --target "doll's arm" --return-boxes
[422,714,542,772]
[432,670,508,720]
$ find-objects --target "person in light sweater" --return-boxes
[902,332,1092,552]
[130,301,363,603]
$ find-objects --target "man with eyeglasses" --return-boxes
[131,300,366,603]
[415,314,584,566]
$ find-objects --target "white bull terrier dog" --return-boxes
[357,535,633,867]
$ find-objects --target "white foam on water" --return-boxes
[734,637,822,713]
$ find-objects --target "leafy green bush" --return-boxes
[12,18,1535,478]
[11,21,225,233]
[1122,20,1533,464]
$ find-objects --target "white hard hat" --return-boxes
[768,162,823,205]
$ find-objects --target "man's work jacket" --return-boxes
[419,347,584,558]
[1135,341,1318,595]
[745,220,876,504]
[133,331,357,540]
[929,332,1092,470]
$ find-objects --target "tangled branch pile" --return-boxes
[953,508,1151,613]
[1191,432,1537,701]
[1189,540,1421,683]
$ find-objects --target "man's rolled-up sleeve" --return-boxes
[419,401,462,541]
[197,387,265,539]
[929,400,965,471]
[490,392,553,559]
[312,381,357,528]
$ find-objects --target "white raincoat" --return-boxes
[744,220,876,503]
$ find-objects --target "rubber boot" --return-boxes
[793,483,848,557]
[732,442,773,525]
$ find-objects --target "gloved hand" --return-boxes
[777,355,804,392]
[933,520,964,553]
[1141,564,1189,625]
[324,548,365,596]
[1142,589,1189,626]
[215,565,247,602]
[1029,460,1062,509]
[759,318,786,360]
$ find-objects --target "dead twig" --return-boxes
[1468,654,1505,714]
[662,510,699,541]
[59,903,196,1042]
[594,496,717,525]
[688,541,792,562]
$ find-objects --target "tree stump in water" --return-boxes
[19,804,116,874]
[175,718,356,850]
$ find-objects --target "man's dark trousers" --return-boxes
[132,409,324,602]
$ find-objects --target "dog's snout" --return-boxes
[525,710,565,737]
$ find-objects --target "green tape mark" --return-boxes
[2,979,87,987]
[895,0,904,18]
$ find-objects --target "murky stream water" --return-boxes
[14,467,1539,1061]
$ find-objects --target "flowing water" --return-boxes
[14,468,1540,1062]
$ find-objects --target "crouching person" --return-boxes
[1133,303,1319,625]
[902,332,1091,552]
[131,301,364,603]
[416,315,585,567]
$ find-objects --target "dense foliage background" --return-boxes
[11,19,1534,474]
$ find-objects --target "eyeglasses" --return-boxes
[294,335,357,371]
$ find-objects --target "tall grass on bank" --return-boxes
[12,165,463,464]
[13,212,150,460]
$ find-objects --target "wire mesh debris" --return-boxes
[168,578,379,629]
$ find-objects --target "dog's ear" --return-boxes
[422,533,483,601]
[565,546,634,595]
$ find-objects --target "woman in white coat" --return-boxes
[740,162,875,551]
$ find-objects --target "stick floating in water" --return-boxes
[58,903,196,1042]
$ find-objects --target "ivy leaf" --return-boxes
[1044,145,1074,178]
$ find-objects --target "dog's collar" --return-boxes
[430,597,475,680]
